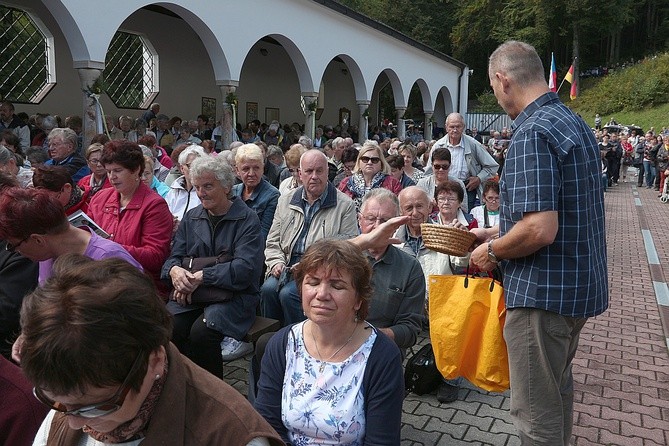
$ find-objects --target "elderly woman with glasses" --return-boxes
[22,255,283,446]
[470,179,500,229]
[77,143,112,198]
[338,141,401,211]
[432,180,478,230]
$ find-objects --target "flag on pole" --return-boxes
[564,64,574,84]
[548,53,557,92]
[570,78,578,100]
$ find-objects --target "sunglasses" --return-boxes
[432,163,450,171]
[33,351,144,419]
[360,156,381,164]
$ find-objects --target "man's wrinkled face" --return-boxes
[299,152,329,200]
[399,188,430,233]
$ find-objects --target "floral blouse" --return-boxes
[282,321,376,445]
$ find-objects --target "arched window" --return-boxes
[104,31,158,109]
[0,4,55,103]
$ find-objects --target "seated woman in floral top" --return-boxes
[254,239,404,445]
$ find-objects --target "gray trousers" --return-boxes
[504,308,587,446]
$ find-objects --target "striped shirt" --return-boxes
[500,92,608,318]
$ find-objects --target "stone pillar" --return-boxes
[424,112,433,141]
[302,93,318,141]
[218,83,238,151]
[396,107,407,141]
[77,68,103,149]
[357,101,370,144]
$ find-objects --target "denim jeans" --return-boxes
[260,277,305,327]
[503,308,587,446]
[644,160,656,187]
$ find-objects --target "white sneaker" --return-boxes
[220,337,253,361]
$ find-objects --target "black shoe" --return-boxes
[436,382,459,403]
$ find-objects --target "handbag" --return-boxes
[171,253,233,304]
[428,272,509,392]
[404,343,442,395]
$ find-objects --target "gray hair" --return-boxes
[488,40,545,87]
[298,135,313,149]
[47,128,77,152]
[360,188,400,216]
[235,143,264,164]
[177,145,207,165]
[189,155,235,191]
[0,145,17,165]
[41,115,58,132]
[332,137,345,148]
[266,145,284,160]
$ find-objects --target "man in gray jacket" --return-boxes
[432,113,498,210]
[261,150,357,326]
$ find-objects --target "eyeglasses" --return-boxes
[360,156,381,164]
[5,235,31,252]
[485,197,500,202]
[432,163,450,171]
[88,158,102,165]
[33,351,144,419]
[361,214,391,225]
[436,196,459,204]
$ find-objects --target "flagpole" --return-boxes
[556,77,568,93]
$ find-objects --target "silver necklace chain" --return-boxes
[310,321,358,373]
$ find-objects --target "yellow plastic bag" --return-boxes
[428,274,509,392]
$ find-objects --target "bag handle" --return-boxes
[463,265,503,291]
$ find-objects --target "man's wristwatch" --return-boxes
[487,240,499,264]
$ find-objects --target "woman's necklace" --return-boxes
[310,321,358,373]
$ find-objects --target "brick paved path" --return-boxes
[223,176,669,445]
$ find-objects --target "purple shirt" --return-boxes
[38,227,143,283]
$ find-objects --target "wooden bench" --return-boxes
[243,316,280,344]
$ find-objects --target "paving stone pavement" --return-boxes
[221,173,669,445]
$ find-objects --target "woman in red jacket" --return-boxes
[88,140,173,294]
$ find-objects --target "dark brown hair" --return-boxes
[101,140,144,176]
[20,255,172,395]
[434,179,464,203]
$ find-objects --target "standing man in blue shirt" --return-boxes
[471,41,608,445]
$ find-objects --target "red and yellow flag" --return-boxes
[564,64,574,84]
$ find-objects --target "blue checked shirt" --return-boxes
[499,92,608,318]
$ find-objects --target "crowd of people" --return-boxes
[0,39,608,446]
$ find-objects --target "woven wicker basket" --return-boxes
[421,223,477,256]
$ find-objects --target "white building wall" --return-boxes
[9,0,469,131]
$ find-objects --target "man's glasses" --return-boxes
[361,215,390,225]
[485,197,500,202]
[5,235,30,252]
[432,163,450,171]
[360,156,381,164]
[33,351,144,419]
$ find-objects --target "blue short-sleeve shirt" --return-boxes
[499,92,608,318]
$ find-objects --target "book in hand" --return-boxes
[68,210,110,239]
